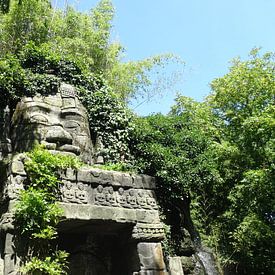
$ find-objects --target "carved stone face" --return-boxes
[11,83,93,163]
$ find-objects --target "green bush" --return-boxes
[14,146,83,274]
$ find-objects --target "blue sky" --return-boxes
[61,0,275,115]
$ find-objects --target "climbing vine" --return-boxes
[14,146,82,274]
[0,42,134,163]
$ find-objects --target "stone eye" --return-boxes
[29,114,49,124]
[63,121,80,131]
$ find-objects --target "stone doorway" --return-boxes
[58,222,137,275]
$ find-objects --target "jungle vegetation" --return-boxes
[0,1,274,274]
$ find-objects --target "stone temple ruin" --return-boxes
[0,83,169,274]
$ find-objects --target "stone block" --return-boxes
[60,168,77,181]
[59,203,161,224]
[142,175,156,189]
[137,243,166,271]
[11,154,26,176]
[133,175,144,188]
[0,213,14,232]
[59,203,136,223]
[168,257,184,275]
[5,174,25,200]
[112,171,123,186]
[122,173,133,187]
[77,168,95,183]
[4,254,17,275]
[100,170,113,184]
[43,94,62,107]
[11,160,25,176]
[136,210,160,224]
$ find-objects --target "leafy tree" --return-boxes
[208,49,275,274]
[131,50,275,275]
[0,0,178,102]
[130,96,221,253]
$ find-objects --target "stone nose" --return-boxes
[45,126,72,144]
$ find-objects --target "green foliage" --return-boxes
[0,0,177,102]
[131,50,274,274]
[15,188,62,239]
[130,97,221,250]
[78,85,134,163]
[21,251,69,275]
[131,96,220,198]
[24,145,82,195]
[207,49,275,274]
[0,0,52,54]
[14,146,83,274]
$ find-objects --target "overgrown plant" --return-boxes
[14,146,83,274]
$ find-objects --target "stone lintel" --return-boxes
[76,167,156,189]
[59,203,160,224]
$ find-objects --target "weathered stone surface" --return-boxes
[0,213,14,232]
[76,167,155,189]
[132,223,165,241]
[4,233,18,275]
[11,83,94,163]
[4,174,25,200]
[60,168,77,181]
[59,203,160,225]
[135,271,169,275]
[137,242,166,270]
[10,154,26,176]
[142,174,156,189]
[0,84,167,275]
[168,257,184,275]
[0,254,3,275]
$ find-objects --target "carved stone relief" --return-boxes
[10,83,94,163]
[61,181,88,204]
[4,174,25,200]
[0,83,168,275]
[0,213,14,232]
[60,179,159,211]
[132,223,165,241]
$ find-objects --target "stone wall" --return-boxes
[0,153,169,275]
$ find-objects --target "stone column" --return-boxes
[134,242,168,275]
[0,239,4,275]
[4,232,17,275]
[168,257,184,275]
[0,212,19,275]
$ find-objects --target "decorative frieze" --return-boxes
[61,181,88,204]
[132,223,165,240]
[93,185,158,210]
[60,180,158,210]
[0,213,14,232]
[4,174,25,200]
